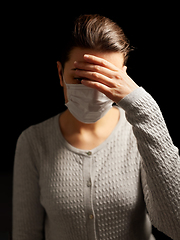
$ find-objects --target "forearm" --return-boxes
[118,87,179,174]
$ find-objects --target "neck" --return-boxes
[60,107,120,135]
[62,109,108,133]
[59,107,120,150]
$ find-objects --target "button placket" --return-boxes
[87,179,92,187]
[82,152,96,240]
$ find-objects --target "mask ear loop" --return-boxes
[61,69,70,104]
[61,69,65,84]
[61,69,68,86]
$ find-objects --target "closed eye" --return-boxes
[74,77,83,80]
[74,77,83,83]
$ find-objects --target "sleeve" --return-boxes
[13,130,45,240]
[118,87,180,240]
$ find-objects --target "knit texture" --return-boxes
[13,87,180,240]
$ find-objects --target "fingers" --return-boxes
[73,54,129,96]
[75,69,115,87]
[74,61,115,79]
[81,79,111,96]
[83,54,119,71]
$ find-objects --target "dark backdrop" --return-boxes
[1,2,179,239]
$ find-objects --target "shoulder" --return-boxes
[118,106,134,135]
[115,106,141,167]
[115,106,138,147]
[16,114,60,151]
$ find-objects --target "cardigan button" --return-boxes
[87,180,91,187]
[86,151,92,156]
[89,214,94,219]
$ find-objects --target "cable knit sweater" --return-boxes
[13,87,180,240]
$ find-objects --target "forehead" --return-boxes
[64,47,124,71]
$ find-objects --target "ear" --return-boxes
[57,61,63,87]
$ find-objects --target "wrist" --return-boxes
[117,87,147,110]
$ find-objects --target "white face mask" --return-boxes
[64,77,113,124]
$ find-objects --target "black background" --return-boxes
[1,2,179,239]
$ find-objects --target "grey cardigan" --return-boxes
[13,87,180,240]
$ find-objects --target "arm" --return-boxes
[119,87,180,240]
[13,130,45,240]
[74,54,180,239]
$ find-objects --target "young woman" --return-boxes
[13,14,180,240]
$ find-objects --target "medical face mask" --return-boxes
[64,77,113,124]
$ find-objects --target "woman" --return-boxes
[13,14,180,240]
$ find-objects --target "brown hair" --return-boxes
[60,14,131,68]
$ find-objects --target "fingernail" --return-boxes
[84,54,89,58]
